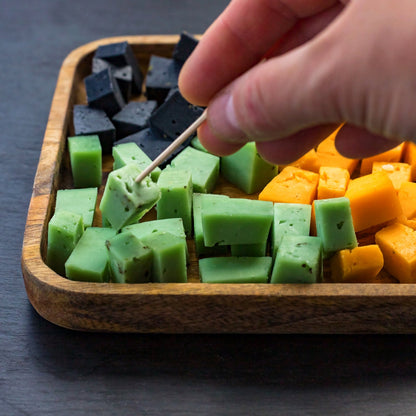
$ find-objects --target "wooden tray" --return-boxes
[21,35,416,333]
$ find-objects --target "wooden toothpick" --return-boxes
[135,109,207,183]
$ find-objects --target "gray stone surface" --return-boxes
[1,1,415,415]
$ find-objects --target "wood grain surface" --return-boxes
[21,35,416,334]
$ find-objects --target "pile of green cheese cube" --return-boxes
[47,126,358,284]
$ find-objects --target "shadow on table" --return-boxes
[27,302,416,388]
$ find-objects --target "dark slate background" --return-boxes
[2,1,416,415]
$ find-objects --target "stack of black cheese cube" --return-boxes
[78,31,203,162]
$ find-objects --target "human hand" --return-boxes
[179,0,415,164]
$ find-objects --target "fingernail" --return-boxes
[208,92,247,142]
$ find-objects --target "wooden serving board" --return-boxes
[21,35,416,333]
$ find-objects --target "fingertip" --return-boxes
[178,58,209,107]
[256,125,338,164]
[256,139,309,165]
[335,125,404,158]
[197,121,244,156]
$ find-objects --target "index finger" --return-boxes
[179,0,339,106]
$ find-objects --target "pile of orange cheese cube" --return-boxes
[258,131,416,284]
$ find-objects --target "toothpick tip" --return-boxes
[134,109,207,183]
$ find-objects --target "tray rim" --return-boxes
[21,35,416,334]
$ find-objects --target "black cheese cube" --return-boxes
[116,127,186,168]
[145,55,181,105]
[92,57,132,102]
[111,66,133,102]
[149,89,204,141]
[85,68,125,117]
[164,87,179,102]
[92,56,111,73]
[112,101,158,140]
[95,41,143,95]
[73,105,116,154]
[172,31,199,64]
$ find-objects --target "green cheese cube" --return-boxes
[112,142,161,182]
[99,164,161,230]
[106,231,153,283]
[221,142,278,194]
[314,197,358,258]
[156,168,193,235]
[231,241,267,257]
[101,215,111,228]
[140,231,188,282]
[123,217,188,261]
[201,197,273,246]
[123,218,186,239]
[170,146,219,193]
[192,193,229,257]
[271,235,322,284]
[272,203,311,260]
[46,210,84,276]
[199,256,272,283]
[68,135,102,188]
[64,227,116,282]
[191,136,208,153]
[55,187,98,228]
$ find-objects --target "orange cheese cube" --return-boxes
[315,135,359,175]
[345,172,402,232]
[375,222,416,283]
[398,181,416,219]
[288,148,321,173]
[318,125,343,144]
[315,134,338,153]
[403,141,416,181]
[330,245,384,283]
[258,166,319,204]
[359,142,405,176]
[317,166,350,199]
[372,162,411,191]
[397,216,416,231]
